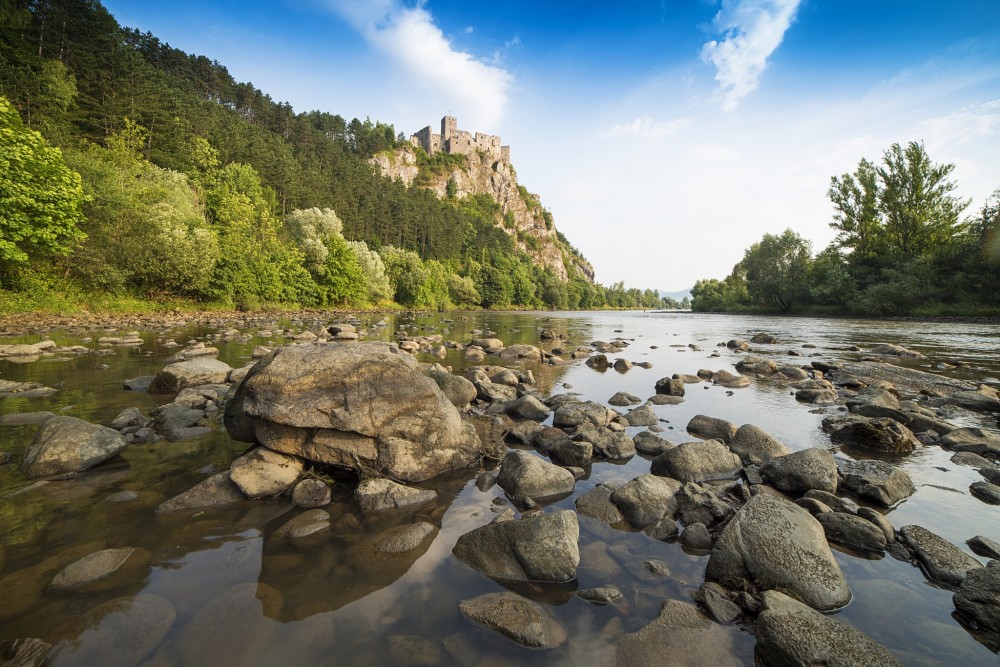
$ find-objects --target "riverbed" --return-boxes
[1,311,998,665]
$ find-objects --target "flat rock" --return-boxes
[148,357,232,393]
[971,480,1000,504]
[452,509,579,582]
[954,560,1000,633]
[577,586,624,605]
[633,430,672,456]
[49,548,136,589]
[838,459,915,507]
[21,416,128,479]
[899,525,982,586]
[616,600,744,667]
[816,512,887,553]
[354,478,436,513]
[756,590,902,666]
[706,493,851,611]
[761,448,838,496]
[459,592,566,648]
[156,472,245,512]
[0,412,54,426]
[942,428,1000,457]
[625,404,658,427]
[229,447,304,499]
[609,391,642,407]
[575,484,625,524]
[370,522,437,554]
[968,536,1000,560]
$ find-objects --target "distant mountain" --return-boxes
[659,288,693,301]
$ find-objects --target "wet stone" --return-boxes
[971,481,1000,505]
[459,592,567,648]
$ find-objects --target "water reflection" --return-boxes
[0,311,998,665]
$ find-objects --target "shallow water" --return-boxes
[1,311,999,665]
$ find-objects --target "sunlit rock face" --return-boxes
[225,342,482,482]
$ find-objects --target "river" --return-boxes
[1,311,998,665]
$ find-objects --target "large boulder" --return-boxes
[760,448,838,496]
[496,450,575,502]
[705,493,851,611]
[942,428,1000,457]
[828,417,919,454]
[686,414,738,443]
[21,416,128,479]
[837,459,915,507]
[452,510,579,582]
[148,357,232,394]
[756,591,902,666]
[224,343,481,482]
[651,440,742,483]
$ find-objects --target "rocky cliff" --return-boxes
[371,147,594,283]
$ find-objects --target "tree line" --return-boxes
[0,0,674,312]
[691,141,1000,316]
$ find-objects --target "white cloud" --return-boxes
[918,99,1000,147]
[605,115,694,138]
[700,0,801,110]
[323,1,512,129]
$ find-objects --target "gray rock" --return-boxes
[229,447,304,499]
[968,536,1000,560]
[552,401,614,428]
[275,509,331,546]
[424,370,477,410]
[633,430,672,456]
[586,353,610,370]
[943,428,1000,457]
[148,357,232,393]
[654,377,686,396]
[625,404,658,427]
[681,522,713,551]
[802,489,858,514]
[828,417,920,454]
[507,394,551,421]
[176,583,282,666]
[736,357,777,375]
[507,419,544,445]
[838,459,915,507]
[548,438,593,466]
[497,450,575,502]
[0,411,54,426]
[609,391,642,407]
[857,507,896,543]
[575,484,625,524]
[899,525,982,586]
[586,430,636,460]
[695,582,741,623]
[370,522,437,554]
[122,375,154,391]
[387,635,442,667]
[500,344,542,361]
[610,474,681,528]
[816,512,887,553]
[687,414,737,443]
[616,600,744,667]
[796,388,839,404]
[452,510,579,582]
[354,478,436,513]
[108,407,146,431]
[459,592,566,648]
[675,482,735,527]
[49,594,176,667]
[156,472,245,512]
[728,424,789,465]
[153,404,203,431]
[952,452,994,468]
[163,426,212,442]
[224,342,481,482]
[651,440,742,482]
[954,560,1000,632]
[49,548,136,589]
[712,370,751,388]
[706,493,851,611]
[971,480,1000,504]
[761,448,838,496]
[755,590,902,666]
[291,478,331,508]
[21,416,128,479]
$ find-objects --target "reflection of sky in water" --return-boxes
[2,311,1000,665]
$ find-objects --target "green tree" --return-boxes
[347,240,392,303]
[828,157,881,258]
[0,95,85,283]
[737,229,812,312]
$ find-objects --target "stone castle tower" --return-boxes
[410,116,509,162]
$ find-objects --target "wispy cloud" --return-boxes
[605,115,694,139]
[322,1,512,128]
[700,0,801,110]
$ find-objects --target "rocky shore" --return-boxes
[1,316,999,665]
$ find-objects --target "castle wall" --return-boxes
[412,125,441,154]
[500,146,510,162]
[447,129,472,155]
[441,115,457,142]
[413,116,505,160]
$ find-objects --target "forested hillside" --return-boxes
[0,0,667,312]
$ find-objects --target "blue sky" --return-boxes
[102,0,1000,290]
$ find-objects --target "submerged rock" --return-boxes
[48,548,137,589]
[49,595,176,667]
[616,600,744,667]
[459,592,566,648]
[755,590,902,666]
[156,472,244,512]
[354,478,436,513]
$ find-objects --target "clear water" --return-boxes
[1,311,999,665]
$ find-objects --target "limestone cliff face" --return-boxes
[371,146,594,283]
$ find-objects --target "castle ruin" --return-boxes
[410,116,510,162]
